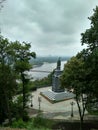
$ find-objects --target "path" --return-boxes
[28,87,81,119]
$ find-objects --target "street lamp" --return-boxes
[38,96,41,111]
[70,101,75,117]
[30,95,34,107]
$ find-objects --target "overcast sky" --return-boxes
[0,0,98,56]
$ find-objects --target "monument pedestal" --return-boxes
[40,88,75,103]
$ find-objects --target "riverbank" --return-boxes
[27,61,67,81]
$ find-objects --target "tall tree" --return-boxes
[61,55,93,130]
[13,41,36,120]
[61,6,98,130]
[81,6,98,99]
[0,35,16,124]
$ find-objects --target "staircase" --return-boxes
[40,89,75,102]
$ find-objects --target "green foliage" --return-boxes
[11,96,23,119]
[11,117,53,130]
[29,71,53,90]
[11,41,36,120]
[61,56,85,91]
[81,6,98,99]
[33,116,53,129]
[0,35,17,124]
[11,119,27,128]
[0,35,36,123]
[61,53,89,130]
[61,6,98,130]
[81,6,98,50]
[31,77,51,89]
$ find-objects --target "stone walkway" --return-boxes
[28,87,81,120]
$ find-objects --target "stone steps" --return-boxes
[41,91,55,100]
[41,90,75,102]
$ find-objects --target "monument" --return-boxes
[40,58,75,103]
[52,57,64,92]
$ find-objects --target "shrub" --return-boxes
[33,115,53,129]
[11,119,27,128]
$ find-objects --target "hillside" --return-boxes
[30,56,70,66]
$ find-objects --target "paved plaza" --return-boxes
[29,87,81,120]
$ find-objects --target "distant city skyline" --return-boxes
[1,0,98,56]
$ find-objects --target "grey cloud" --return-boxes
[1,0,98,56]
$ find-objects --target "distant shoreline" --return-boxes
[33,63,44,68]
[30,56,70,67]
[32,59,68,68]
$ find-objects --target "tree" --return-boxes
[0,35,17,124]
[81,6,98,50]
[0,35,36,123]
[81,6,98,99]
[12,41,36,120]
[61,6,98,130]
[61,55,93,130]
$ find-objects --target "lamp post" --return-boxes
[70,101,75,117]
[30,95,34,107]
[38,96,41,111]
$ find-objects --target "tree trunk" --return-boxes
[4,90,12,125]
[76,97,84,130]
[2,64,12,125]
[21,73,26,121]
[23,76,25,110]
[80,116,83,130]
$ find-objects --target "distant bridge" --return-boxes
[31,70,51,73]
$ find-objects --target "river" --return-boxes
[27,61,67,80]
